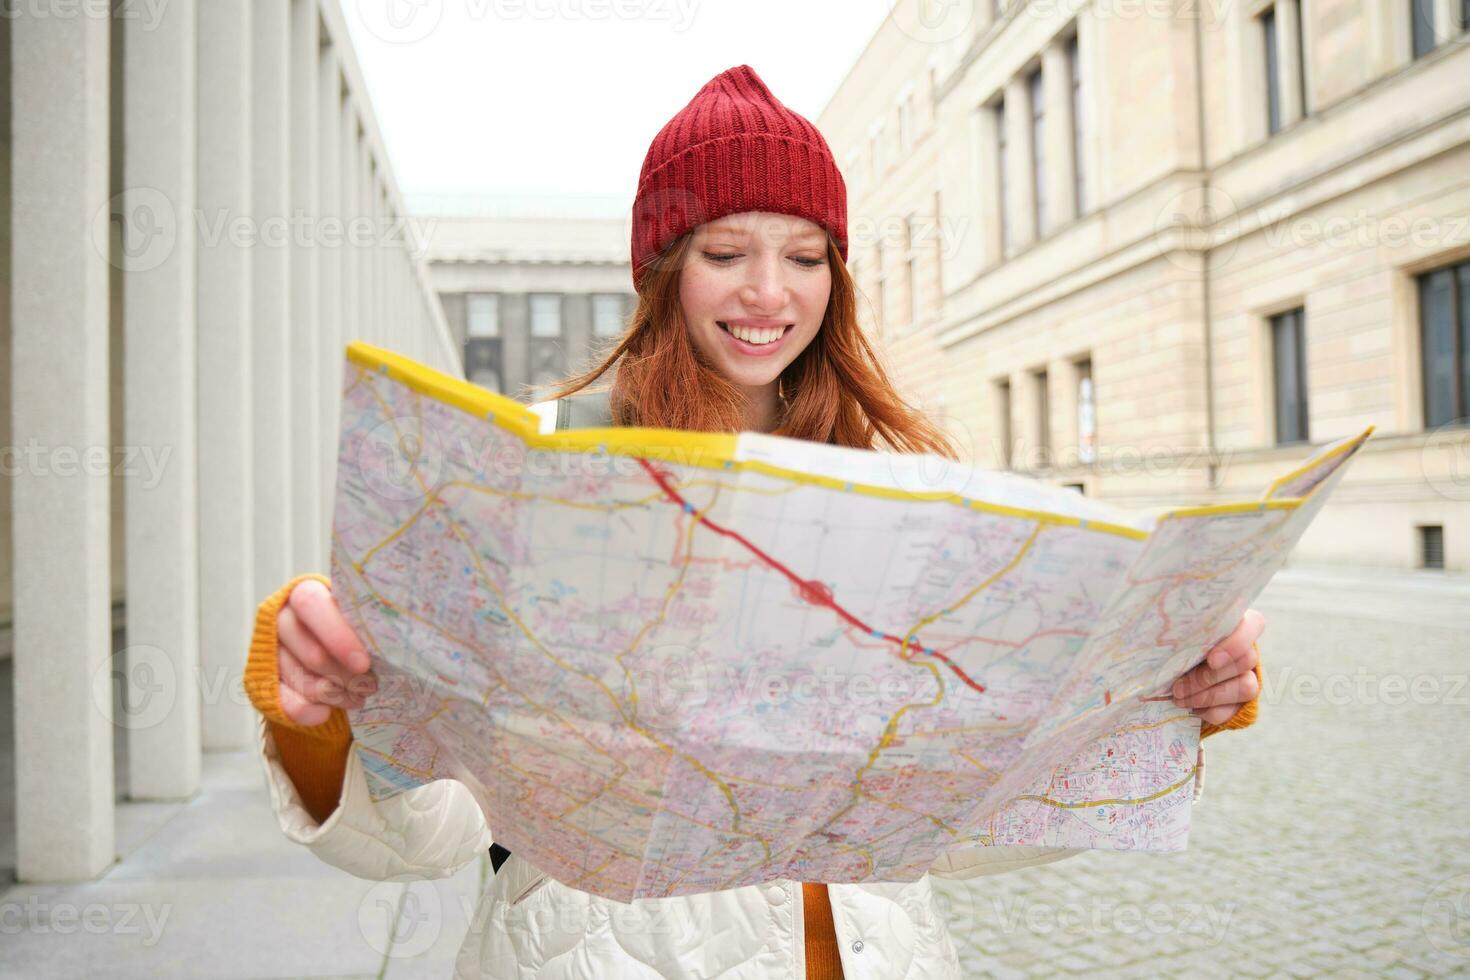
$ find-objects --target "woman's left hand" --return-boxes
[1170,608,1265,726]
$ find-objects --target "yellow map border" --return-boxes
[345,341,1374,543]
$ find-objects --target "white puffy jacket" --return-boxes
[257,715,1210,978]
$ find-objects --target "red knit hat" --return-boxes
[630,64,848,292]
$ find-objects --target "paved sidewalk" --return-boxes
[0,745,486,978]
[935,564,1470,977]
[1,563,1467,977]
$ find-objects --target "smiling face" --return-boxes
[678,211,833,398]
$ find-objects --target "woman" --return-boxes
[244,65,1263,979]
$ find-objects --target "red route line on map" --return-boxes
[635,457,987,695]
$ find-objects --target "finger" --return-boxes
[279,680,331,727]
[279,606,359,690]
[1172,640,1260,700]
[1177,670,1261,710]
[288,579,371,674]
[1173,613,1264,699]
[1195,703,1239,726]
[277,642,325,701]
[1206,608,1265,670]
[279,643,366,711]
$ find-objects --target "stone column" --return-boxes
[124,0,201,800]
[393,223,411,343]
[503,293,531,394]
[374,181,388,345]
[1002,74,1036,252]
[1013,368,1047,471]
[340,103,360,348]
[1049,357,1081,471]
[290,0,322,572]
[197,0,255,749]
[251,0,293,604]
[971,103,1003,267]
[10,7,117,881]
[1041,41,1076,230]
[564,292,593,373]
[318,43,343,543]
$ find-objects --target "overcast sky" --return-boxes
[340,0,892,213]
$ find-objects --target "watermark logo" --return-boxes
[357,0,445,43]
[627,186,710,283]
[358,880,443,958]
[1423,873,1470,957]
[357,415,447,503]
[1153,184,1239,271]
[92,187,178,274]
[881,0,975,45]
[91,645,178,732]
[0,0,168,30]
[1421,419,1470,502]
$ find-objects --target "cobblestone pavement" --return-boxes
[934,567,1470,978]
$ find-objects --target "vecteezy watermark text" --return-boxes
[0,441,171,490]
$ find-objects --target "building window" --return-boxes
[465,337,503,393]
[529,294,562,338]
[1419,260,1470,428]
[1067,35,1086,216]
[1293,2,1308,117]
[906,216,920,327]
[995,98,1011,255]
[1033,367,1051,466]
[1411,0,1437,59]
[1419,525,1445,570]
[874,241,887,336]
[897,90,915,152]
[592,294,625,338]
[1261,6,1282,135]
[1029,67,1046,234]
[1260,2,1307,135]
[869,123,885,181]
[932,190,945,299]
[467,293,500,338]
[1271,307,1309,444]
[995,378,1012,468]
[1076,357,1096,464]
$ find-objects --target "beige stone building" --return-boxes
[412,198,637,401]
[821,0,1470,572]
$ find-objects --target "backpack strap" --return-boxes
[554,388,614,431]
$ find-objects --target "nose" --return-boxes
[739,253,786,312]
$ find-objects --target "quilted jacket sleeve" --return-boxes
[247,574,491,882]
[255,714,491,881]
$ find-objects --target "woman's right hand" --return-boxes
[277,579,377,726]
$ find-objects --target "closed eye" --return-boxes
[702,251,826,268]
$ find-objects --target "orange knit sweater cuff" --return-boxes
[245,573,354,822]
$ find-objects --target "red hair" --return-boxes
[535,232,956,458]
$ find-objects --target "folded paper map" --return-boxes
[330,341,1372,902]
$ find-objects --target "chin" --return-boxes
[718,361,785,389]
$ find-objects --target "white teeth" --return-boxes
[721,323,785,345]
